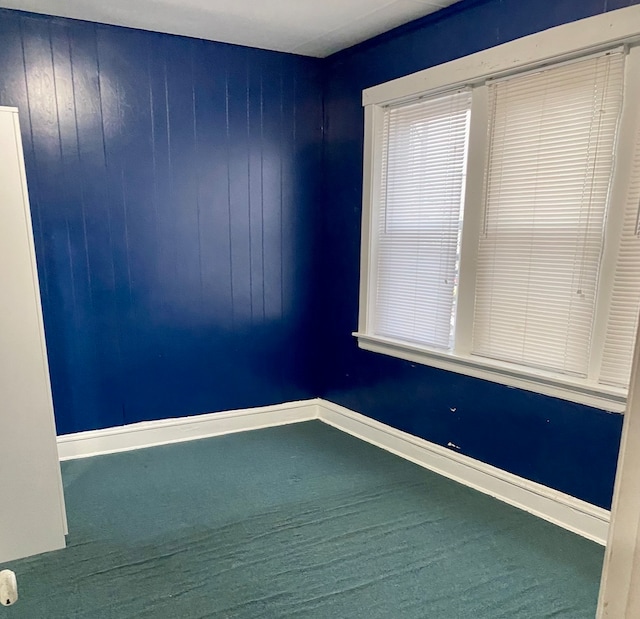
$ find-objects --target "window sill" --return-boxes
[353,332,627,413]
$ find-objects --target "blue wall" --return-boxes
[319,0,639,509]
[1,0,636,508]
[0,9,323,435]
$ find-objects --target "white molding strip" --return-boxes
[363,5,640,106]
[316,400,611,545]
[354,333,626,412]
[57,399,319,461]
[56,397,610,544]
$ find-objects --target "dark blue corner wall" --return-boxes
[319,0,640,509]
[0,9,323,435]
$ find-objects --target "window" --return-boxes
[374,90,471,349]
[473,53,623,376]
[356,8,640,411]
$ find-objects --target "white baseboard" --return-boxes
[56,397,610,545]
[56,399,319,461]
[316,400,610,545]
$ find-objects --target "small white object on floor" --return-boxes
[0,570,18,606]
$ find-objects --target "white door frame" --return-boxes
[597,318,640,617]
[0,107,67,563]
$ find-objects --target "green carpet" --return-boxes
[4,421,603,618]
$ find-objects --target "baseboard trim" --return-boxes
[316,399,610,545]
[57,399,319,461]
[56,397,610,544]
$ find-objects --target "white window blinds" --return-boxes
[372,90,472,349]
[600,119,640,388]
[472,52,625,376]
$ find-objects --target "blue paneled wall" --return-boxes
[0,9,323,435]
[319,0,639,509]
[1,0,637,508]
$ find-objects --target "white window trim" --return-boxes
[353,332,627,412]
[361,8,640,108]
[356,6,640,413]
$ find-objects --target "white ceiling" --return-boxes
[0,0,464,57]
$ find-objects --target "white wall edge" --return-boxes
[316,399,611,545]
[56,397,610,545]
[57,399,320,460]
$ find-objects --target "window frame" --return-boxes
[355,7,640,413]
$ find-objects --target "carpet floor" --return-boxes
[4,421,603,618]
